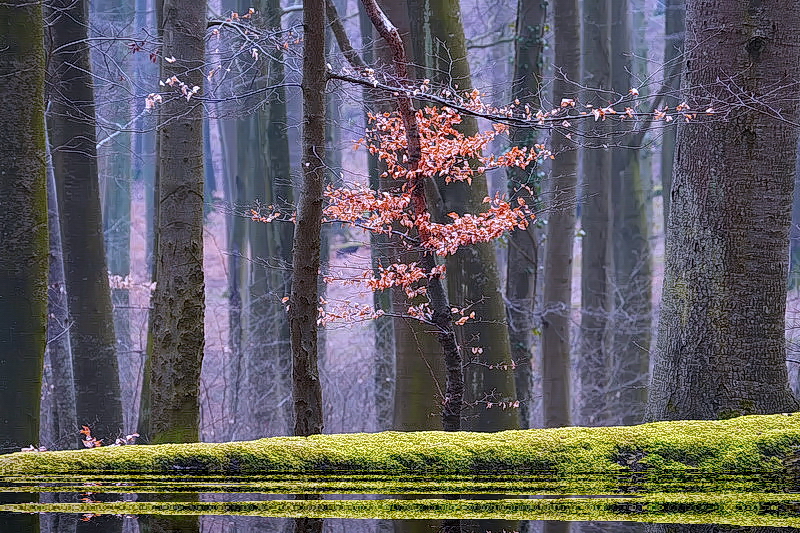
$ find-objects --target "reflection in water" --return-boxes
[644,527,800,533]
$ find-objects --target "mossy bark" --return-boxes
[0,0,48,453]
[47,0,123,441]
[147,0,207,444]
[647,0,800,421]
[427,0,518,432]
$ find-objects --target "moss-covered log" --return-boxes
[3,414,800,478]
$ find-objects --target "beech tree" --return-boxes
[47,0,124,441]
[646,0,800,420]
[0,0,48,453]
[146,0,207,444]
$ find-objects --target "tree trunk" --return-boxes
[660,0,685,230]
[237,0,294,439]
[0,0,47,453]
[609,0,651,425]
[541,0,580,429]
[578,0,612,426]
[290,0,326,436]
[47,0,123,441]
[41,130,77,450]
[92,0,135,433]
[646,0,800,421]
[147,0,206,443]
[359,4,397,432]
[507,0,546,429]
[428,0,519,431]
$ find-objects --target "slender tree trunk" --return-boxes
[291,0,327,436]
[428,0,518,431]
[0,0,47,454]
[147,0,206,444]
[578,0,612,426]
[609,0,651,425]
[237,0,294,439]
[41,130,77,451]
[660,0,685,230]
[92,0,135,432]
[541,0,579,429]
[646,0,800,421]
[507,0,546,429]
[359,4,396,431]
[47,0,123,441]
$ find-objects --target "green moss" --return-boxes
[3,414,800,481]
[5,493,800,526]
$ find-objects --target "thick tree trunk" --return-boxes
[0,0,48,453]
[646,0,800,421]
[507,0,546,429]
[541,0,580,429]
[47,0,123,441]
[291,0,326,436]
[428,0,518,431]
[147,0,206,443]
[609,0,650,425]
[578,0,612,426]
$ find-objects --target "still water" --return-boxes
[2,474,799,532]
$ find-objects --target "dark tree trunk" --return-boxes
[0,0,48,453]
[47,0,123,441]
[147,0,206,443]
[646,0,800,421]
[428,0,518,431]
[541,0,580,429]
[578,0,612,426]
[507,0,546,429]
[290,0,327,436]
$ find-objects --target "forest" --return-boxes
[2,0,800,459]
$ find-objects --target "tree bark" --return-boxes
[41,130,77,450]
[0,0,48,453]
[47,0,123,441]
[578,0,612,427]
[646,0,800,421]
[291,0,327,436]
[541,0,580,429]
[507,0,547,429]
[147,0,206,443]
[428,0,519,431]
[609,0,650,426]
[660,0,685,230]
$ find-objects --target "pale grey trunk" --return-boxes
[541,0,580,429]
[646,0,800,421]
[660,0,685,230]
[578,0,612,426]
[147,0,206,443]
[609,0,651,425]
[41,130,77,450]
